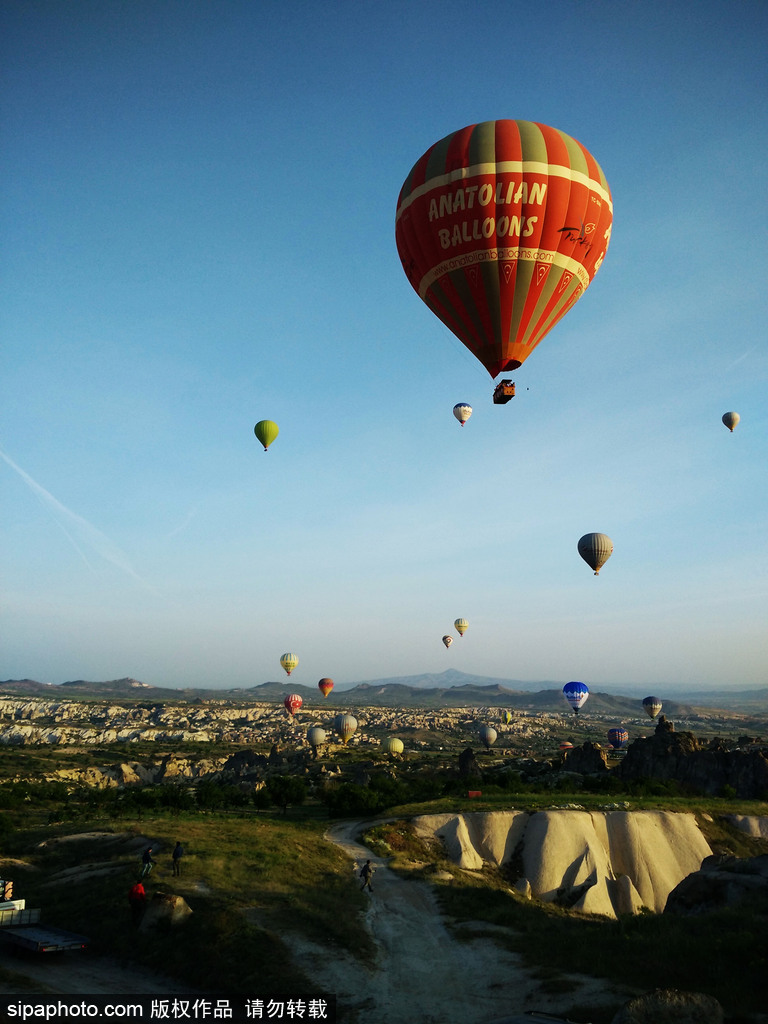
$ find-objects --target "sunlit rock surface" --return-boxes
[412,810,712,919]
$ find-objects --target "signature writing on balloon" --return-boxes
[558,223,595,255]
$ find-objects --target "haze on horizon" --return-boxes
[2,2,767,694]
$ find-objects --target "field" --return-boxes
[0,735,767,1022]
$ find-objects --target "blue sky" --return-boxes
[2,0,766,693]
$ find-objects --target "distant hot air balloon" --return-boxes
[479,725,498,749]
[503,710,513,725]
[563,680,589,714]
[454,618,468,636]
[642,696,662,720]
[254,420,279,452]
[578,533,613,575]
[395,121,613,392]
[453,403,472,426]
[284,693,303,717]
[607,727,628,749]
[382,736,404,755]
[318,678,334,698]
[307,726,326,748]
[722,411,740,433]
[280,653,299,677]
[442,635,454,648]
[559,741,574,751]
[336,714,358,745]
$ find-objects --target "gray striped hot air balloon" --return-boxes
[578,533,613,576]
[336,714,358,745]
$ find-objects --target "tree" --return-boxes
[266,775,307,814]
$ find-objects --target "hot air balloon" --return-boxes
[396,121,612,397]
[454,618,468,636]
[284,693,303,717]
[563,680,589,714]
[559,741,574,751]
[318,678,334,698]
[503,710,513,725]
[336,714,357,745]
[254,420,279,452]
[307,726,326,747]
[722,412,740,433]
[642,696,662,720]
[453,403,472,426]
[578,533,613,575]
[479,725,497,749]
[382,736,404,755]
[280,653,299,676]
[607,727,628,749]
[442,635,454,648]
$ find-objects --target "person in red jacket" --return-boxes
[128,880,146,926]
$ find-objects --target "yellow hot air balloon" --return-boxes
[254,420,279,451]
[722,411,740,433]
[382,737,404,755]
[454,618,468,636]
[280,652,299,676]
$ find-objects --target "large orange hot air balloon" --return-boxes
[318,677,334,698]
[396,120,612,383]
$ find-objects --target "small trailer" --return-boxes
[0,899,88,953]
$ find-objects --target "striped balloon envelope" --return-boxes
[283,693,303,717]
[279,653,299,676]
[396,120,612,380]
[607,727,629,749]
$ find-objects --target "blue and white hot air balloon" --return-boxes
[563,681,590,715]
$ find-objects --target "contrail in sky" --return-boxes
[0,446,155,590]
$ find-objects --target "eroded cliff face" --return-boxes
[411,809,715,919]
[617,717,768,799]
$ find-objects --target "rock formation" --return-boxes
[618,716,768,798]
[412,809,713,919]
[610,988,723,1024]
[664,853,768,915]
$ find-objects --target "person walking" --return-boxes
[172,841,184,877]
[360,859,374,893]
[140,846,156,878]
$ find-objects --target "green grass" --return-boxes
[3,810,375,994]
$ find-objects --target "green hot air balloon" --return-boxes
[254,420,279,452]
[382,736,404,755]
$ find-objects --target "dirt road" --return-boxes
[296,819,631,1024]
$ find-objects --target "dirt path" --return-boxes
[290,819,632,1024]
